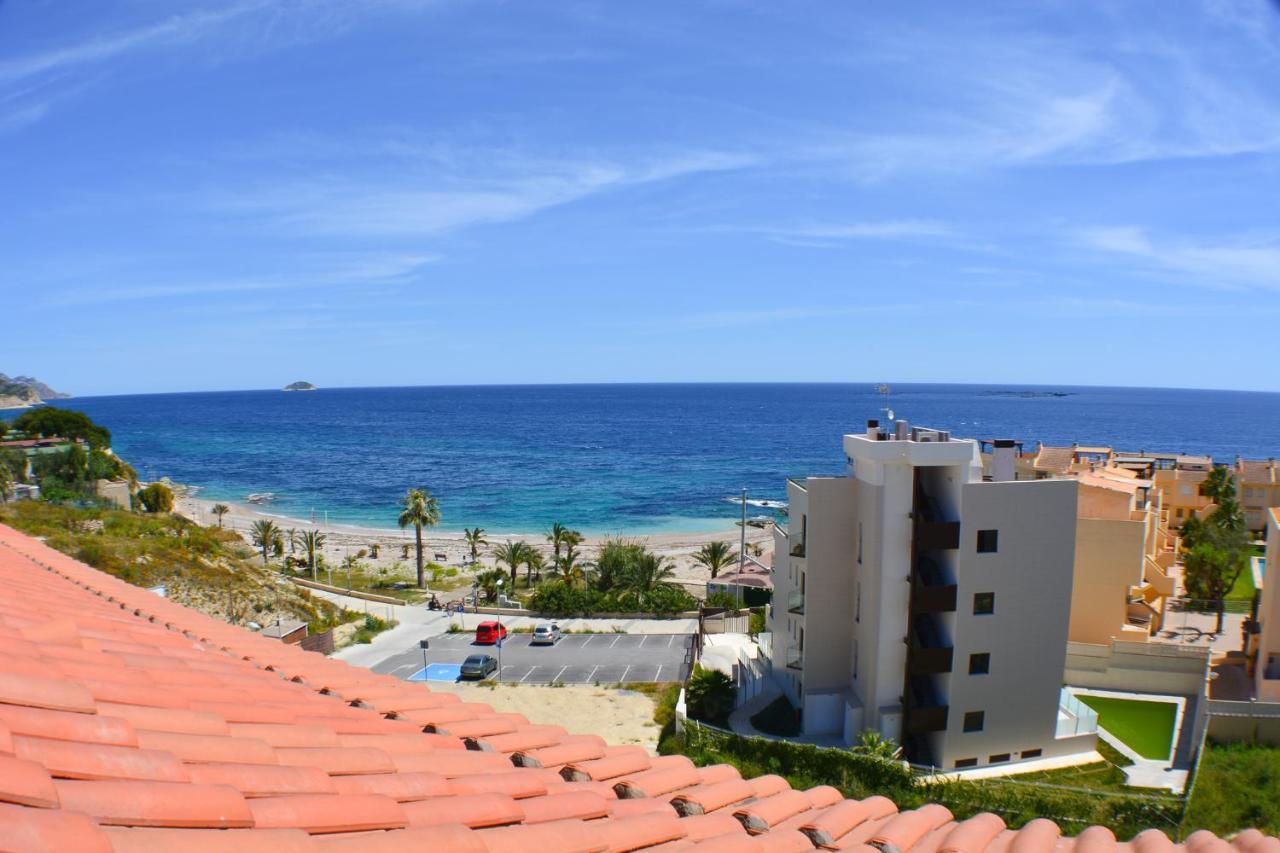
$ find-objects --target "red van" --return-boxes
[474,621,507,645]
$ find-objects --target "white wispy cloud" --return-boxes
[1075,226,1280,290]
[0,2,268,85]
[679,300,977,330]
[43,252,439,307]
[730,220,953,244]
[206,150,757,238]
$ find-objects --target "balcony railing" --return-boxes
[913,489,959,550]
[905,675,948,734]
[787,589,805,615]
[788,477,807,492]
[908,614,953,675]
[1056,687,1099,738]
[911,555,957,613]
[785,647,804,670]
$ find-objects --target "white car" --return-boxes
[530,623,562,645]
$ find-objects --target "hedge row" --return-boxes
[670,721,1185,840]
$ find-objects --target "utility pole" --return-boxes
[739,487,747,609]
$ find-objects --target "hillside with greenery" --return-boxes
[0,500,360,633]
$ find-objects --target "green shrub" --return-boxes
[135,482,174,513]
[685,666,735,726]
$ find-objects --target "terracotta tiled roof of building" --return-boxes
[0,522,1267,852]
[1033,446,1074,474]
[1238,459,1279,484]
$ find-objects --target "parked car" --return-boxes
[474,621,508,645]
[530,623,562,645]
[460,654,498,680]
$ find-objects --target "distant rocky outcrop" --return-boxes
[0,373,69,409]
[283,381,317,392]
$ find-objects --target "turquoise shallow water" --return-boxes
[6,383,1280,533]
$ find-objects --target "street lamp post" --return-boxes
[494,577,505,683]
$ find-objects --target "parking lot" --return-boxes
[370,632,694,684]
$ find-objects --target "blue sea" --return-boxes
[5,384,1280,533]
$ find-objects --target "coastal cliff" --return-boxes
[0,373,69,409]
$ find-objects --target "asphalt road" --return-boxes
[370,632,695,684]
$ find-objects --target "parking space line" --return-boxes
[520,668,534,683]
[586,666,599,683]
[620,665,630,683]
[655,665,663,682]
[581,636,594,646]
[554,666,568,683]
[666,636,674,647]
[610,636,620,648]
[638,635,647,647]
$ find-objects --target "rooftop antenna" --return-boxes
[876,383,894,424]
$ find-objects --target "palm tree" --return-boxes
[546,523,570,572]
[491,540,528,587]
[694,541,739,579]
[211,503,230,528]
[250,520,280,565]
[285,528,298,554]
[524,549,545,586]
[398,487,441,589]
[464,527,487,563]
[298,529,326,580]
[853,730,902,761]
[620,551,676,608]
[558,548,593,589]
[475,568,506,602]
[1202,466,1236,505]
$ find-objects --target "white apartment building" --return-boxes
[769,419,1098,771]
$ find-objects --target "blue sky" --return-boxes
[3,1,1280,395]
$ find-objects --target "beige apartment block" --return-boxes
[770,421,1096,771]
[1069,468,1180,645]
[1253,509,1280,702]
[1237,458,1280,535]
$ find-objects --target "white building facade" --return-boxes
[769,419,1097,770]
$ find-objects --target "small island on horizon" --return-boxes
[283,381,317,392]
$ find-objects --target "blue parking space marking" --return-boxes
[408,663,461,682]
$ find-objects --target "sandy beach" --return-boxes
[174,489,774,591]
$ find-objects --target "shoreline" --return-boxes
[174,490,775,589]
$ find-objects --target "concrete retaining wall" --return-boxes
[291,578,403,606]
[1065,639,1210,695]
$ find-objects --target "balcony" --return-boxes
[790,542,806,558]
[911,556,957,613]
[905,676,949,734]
[787,589,805,615]
[908,614,953,675]
[785,647,804,670]
[913,490,959,550]
[914,519,960,551]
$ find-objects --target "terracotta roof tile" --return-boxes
[186,761,339,798]
[247,793,407,833]
[0,800,112,853]
[53,779,254,828]
[0,522,1271,852]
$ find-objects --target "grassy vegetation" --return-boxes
[750,695,801,737]
[1079,695,1177,760]
[1226,563,1257,603]
[1007,740,1136,792]
[1183,742,1280,836]
[0,500,393,646]
[662,721,1183,839]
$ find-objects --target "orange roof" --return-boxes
[0,522,1268,851]
[1033,446,1074,474]
[1238,459,1279,485]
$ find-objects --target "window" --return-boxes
[963,711,985,733]
[954,757,978,769]
[857,522,863,564]
[852,638,858,680]
[1021,748,1042,759]
[973,592,995,615]
[855,582,861,623]
[976,529,998,553]
[968,653,990,675]
[988,753,1010,764]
